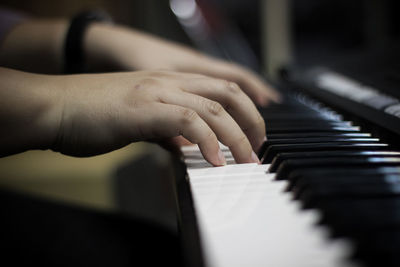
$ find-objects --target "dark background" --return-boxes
[2,0,400,69]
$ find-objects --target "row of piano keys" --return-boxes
[258,94,400,267]
[182,93,400,267]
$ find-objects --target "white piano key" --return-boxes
[183,144,358,267]
[184,158,236,169]
[183,149,233,159]
[188,163,269,178]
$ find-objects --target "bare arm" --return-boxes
[0,67,60,155]
[0,19,68,74]
[0,18,281,105]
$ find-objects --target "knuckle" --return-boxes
[223,86,247,112]
[226,81,242,94]
[219,79,231,90]
[135,78,159,90]
[204,100,224,116]
[179,108,198,124]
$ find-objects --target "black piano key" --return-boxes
[259,137,381,159]
[320,202,400,240]
[266,121,352,127]
[262,143,389,163]
[289,166,400,179]
[269,150,400,173]
[258,107,328,119]
[314,198,400,240]
[287,166,400,191]
[320,197,400,216]
[315,197,400,233]
[261,133,369,157]
[260,108,337,118]
[265,137,379,146]
[260,113,328,121]
[275,157,400,180]
[260,104,326,111]
[354,230,400,267]
[259,137,380,158]
[265,118,347,123]
[292,174,400,198]
[300,183,400,209]
[266,125,360,134]
[266,132,371,139]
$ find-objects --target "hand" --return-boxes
[50,70,264,166]
[0,19,280,105]
[85,23,281,106]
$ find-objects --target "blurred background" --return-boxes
[1,0,399,232]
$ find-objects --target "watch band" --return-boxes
[64,10,112,74]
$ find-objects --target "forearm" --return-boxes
[0,18,157,74]
[0,67,60,156]
[84,22,204,72]
[0,19,68,74]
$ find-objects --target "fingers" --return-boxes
[133,103,226,166]
[170,136,193,146]
[181,76,266,151]
[233,66,282,106]
[186,60,282,106]
[158,91,259,163]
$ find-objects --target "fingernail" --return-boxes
[263,136,267,142]
[251,151,261,164]
[217,148,227,166]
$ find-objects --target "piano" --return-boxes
[170,1,400,266]
[175,75,400,267]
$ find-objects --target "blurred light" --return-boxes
[170,0,197,20]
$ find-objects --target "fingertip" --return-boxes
[216,148,227,166]
[266,88,283,103]
[256,95,270,107]
[273,93,283,104]
[206,147,227,166]
[251,151,261,164]
[198,142,227,167]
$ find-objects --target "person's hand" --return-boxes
[85,23,281,106]
[49,70,264,166]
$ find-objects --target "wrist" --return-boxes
[0,68,64,155]
[32,74,66,152]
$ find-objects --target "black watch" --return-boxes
[64,10,112,74]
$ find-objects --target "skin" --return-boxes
[84,23,281,106]
[0,19,281,166]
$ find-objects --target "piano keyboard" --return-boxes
[179,93,400,267]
